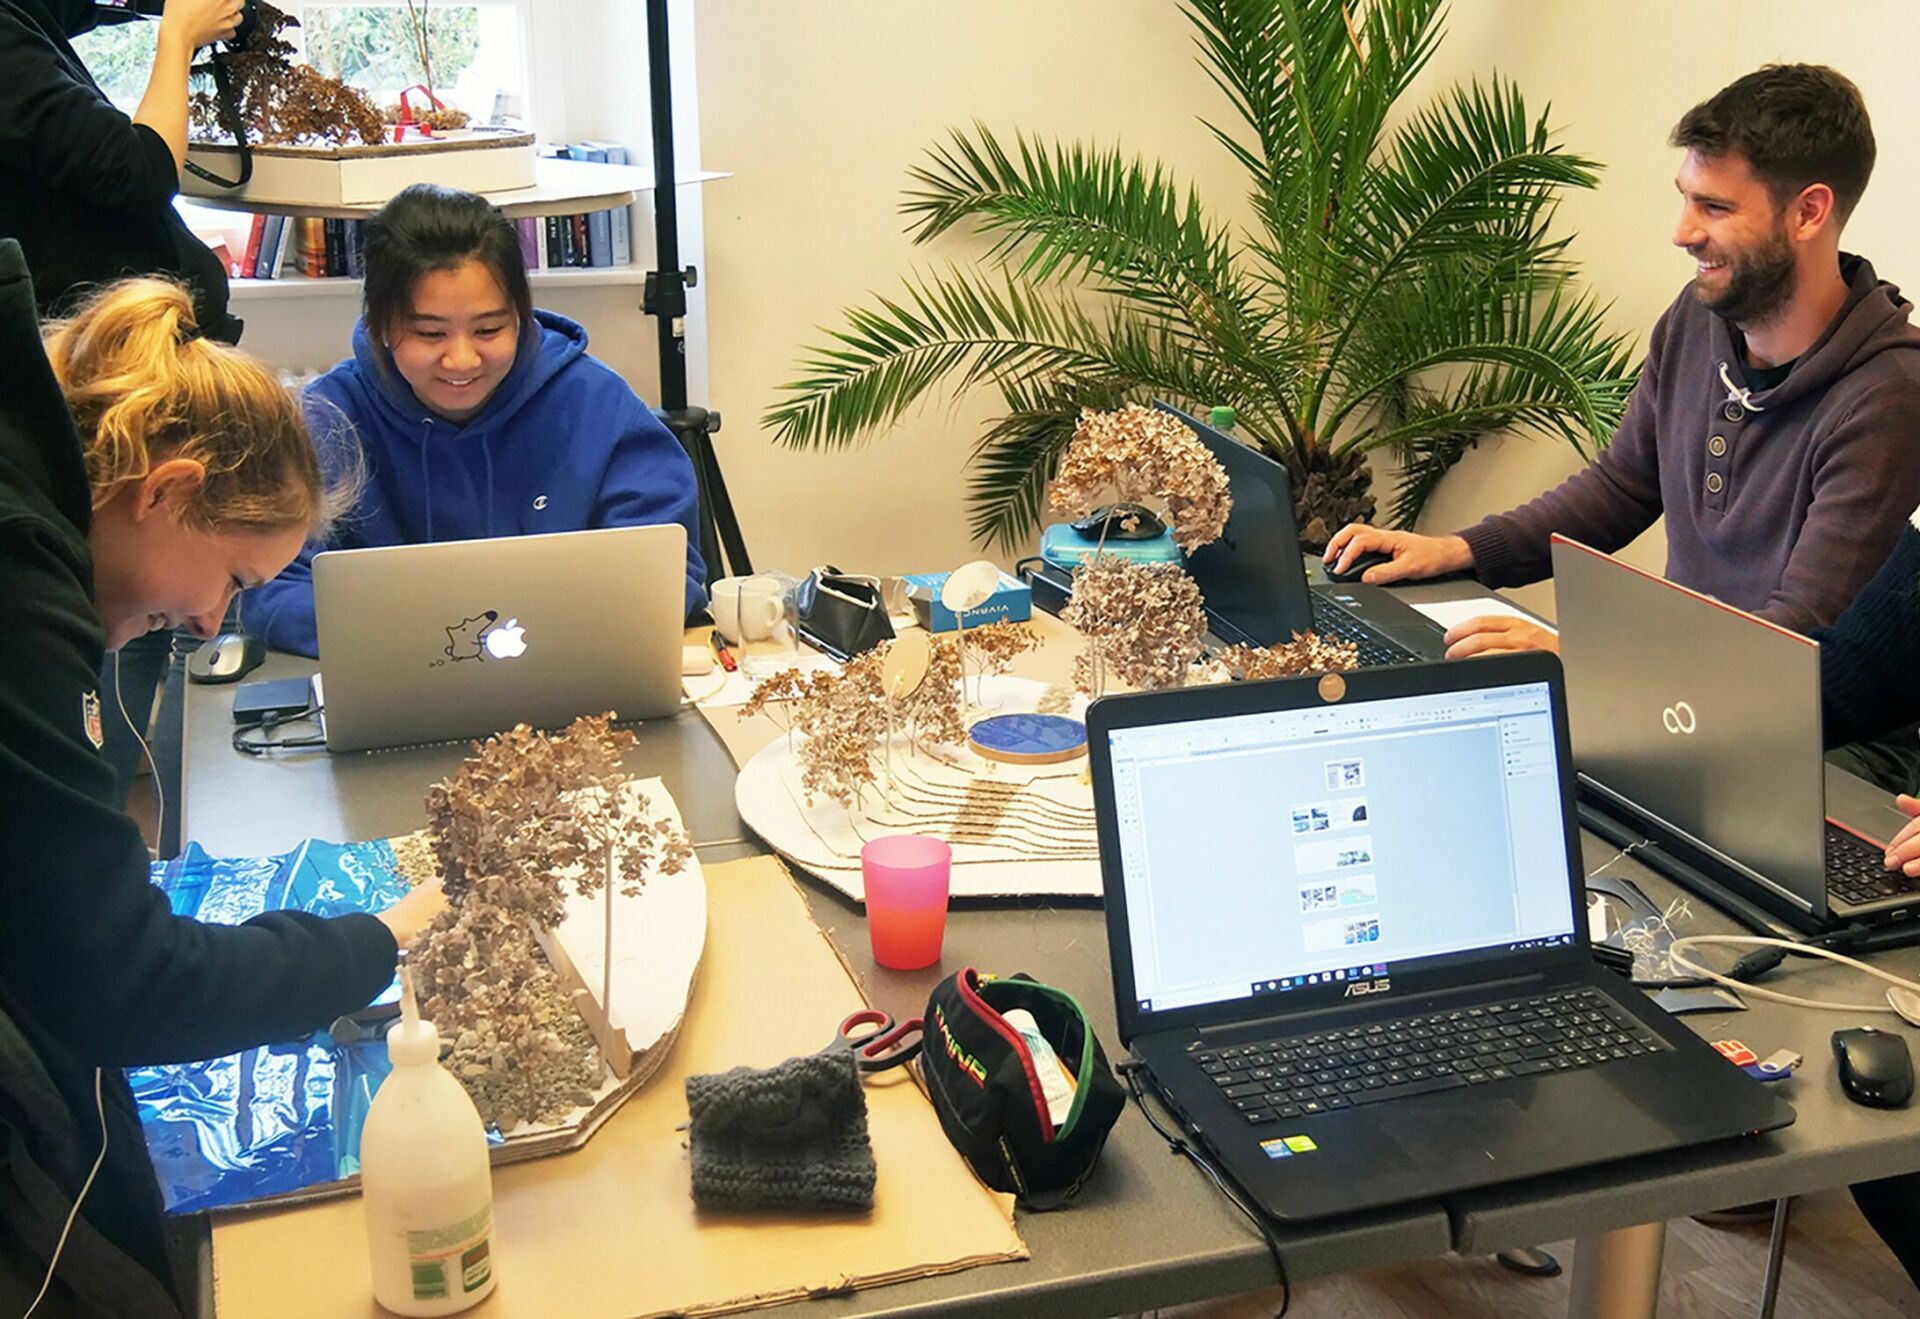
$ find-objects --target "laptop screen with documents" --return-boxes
[1104,680,1577,1016]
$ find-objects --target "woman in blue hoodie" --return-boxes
[243,184,706,656]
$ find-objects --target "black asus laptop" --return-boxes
[1554,535,1920,942]
[1087,653,1792,1221]
[1158,402,1448,665]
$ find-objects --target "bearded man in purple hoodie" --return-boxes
[1325,64,1920,662]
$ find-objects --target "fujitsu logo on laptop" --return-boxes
[1344,977,1391,998]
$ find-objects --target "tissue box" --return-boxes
[903,570,1032,633]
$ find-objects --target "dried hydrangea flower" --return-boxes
[410,712,690,1127]
[1064,557,1209,693]
[1046,404,1233,551]
[1214,633,1362,680]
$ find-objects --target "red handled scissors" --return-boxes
[835,1009,924,1074]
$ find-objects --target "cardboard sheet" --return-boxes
[211,855,1026,1317]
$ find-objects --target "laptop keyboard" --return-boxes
[1827,823,1916,907]
[1309,596,1418,667]
[1188,987,1669,1125]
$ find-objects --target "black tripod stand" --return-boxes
[642,0,750,584]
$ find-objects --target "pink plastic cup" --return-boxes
[862,834,953,970]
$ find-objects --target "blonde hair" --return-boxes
[41,278,356,537]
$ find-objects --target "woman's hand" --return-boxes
[377,877,449,948]
[158,0,247,51]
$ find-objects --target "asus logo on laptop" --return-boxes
[1343,977,1392,998]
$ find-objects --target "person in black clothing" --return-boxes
[0,0,244,339]
[1810,511,1920,1288]
[2,0,255,821]
[0,242,444,1316]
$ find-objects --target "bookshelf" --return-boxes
[229,264,651,301]
[184,156,728,221]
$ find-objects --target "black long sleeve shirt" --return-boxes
[1817,514,1920,750]
[0,0,234,336]
[0,238,391,1308]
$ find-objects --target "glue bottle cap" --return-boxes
[1209,405,1237,430]
[386,965,442,1067]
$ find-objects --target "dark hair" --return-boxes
[1670,64,1875,223]
[360,183,535,352]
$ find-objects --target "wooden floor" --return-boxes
[1153,1189,1920,1318]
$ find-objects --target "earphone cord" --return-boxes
[22,1067,108,1319]
[1116,1060,1292,1318]
[1666,934,1920,1014]
[111,662,163,860]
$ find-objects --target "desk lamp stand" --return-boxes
[642,0,751,587]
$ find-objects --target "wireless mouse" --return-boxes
[187,632,266,685]
[1832,1026,1914,1108]
[1071,503,1166,542]
[1325,549,1395,584]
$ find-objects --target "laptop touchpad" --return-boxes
[1379,1098,1556,1164]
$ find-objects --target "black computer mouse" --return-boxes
[1325,549,1395,584]
[186,633,265,685]
[1071,503,1166,542]
[1833,1026,1914,1108]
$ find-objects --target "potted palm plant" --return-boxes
[765,0,1638,549]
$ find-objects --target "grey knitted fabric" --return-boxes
[685,1047,876,1213]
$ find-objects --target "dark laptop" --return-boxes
[1087,653,1791,1221]
[1156,403,1447,664]
[1553,535,1920,936]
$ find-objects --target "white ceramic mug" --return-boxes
[711,574,787,644]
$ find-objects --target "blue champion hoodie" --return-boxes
[244,310,706,657]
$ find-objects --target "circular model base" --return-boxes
[967,713,1089,765]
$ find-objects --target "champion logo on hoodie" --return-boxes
[533,495,548,510]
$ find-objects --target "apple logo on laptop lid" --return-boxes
[484,618,528,660]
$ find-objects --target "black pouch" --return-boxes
[920,968,1125,1207]
[795,566,895,660]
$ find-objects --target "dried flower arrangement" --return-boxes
[739,627,1039,808]
[1211,633,1361,681]
[387,0,471,131]
[1046,404,1232,551]
[1062,557,1209,693]
[408,713,691,1129]
[188,3,386,148]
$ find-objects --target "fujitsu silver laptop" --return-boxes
[313,525,686,753]
[1552,535,1918,931]
[1088,653,1790,1221]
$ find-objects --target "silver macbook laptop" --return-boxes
[1551,534,1917,929]
[313,525,686,752]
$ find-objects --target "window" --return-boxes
[71,1,529,125]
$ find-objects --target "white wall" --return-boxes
[695,1,1920,608]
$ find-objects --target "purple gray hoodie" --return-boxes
[1461,254,1920,632]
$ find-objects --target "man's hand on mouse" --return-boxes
[1322,525,1473,585]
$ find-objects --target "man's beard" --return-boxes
[1694,225,1798,325]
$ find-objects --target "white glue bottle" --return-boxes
[361,969,498,1315]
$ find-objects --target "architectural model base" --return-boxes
[736,676,1103,900]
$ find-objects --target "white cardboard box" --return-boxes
[184,131,536,209]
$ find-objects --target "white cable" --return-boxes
[1666,934,1920,1015]
[22,1067,109,1319]
[111,660,164,859]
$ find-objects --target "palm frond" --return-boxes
[965,378,1131,550]
[1307,76,1605,421]
[764,270,1122,450]
[1330,273,1638,471]
[1385,418,1482,529]
[903,125,1247,335]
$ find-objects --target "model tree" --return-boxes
[188,2,386,147]
[409,713,691,1129]
[1046,405,1229,696]
[1064,556,1210,692]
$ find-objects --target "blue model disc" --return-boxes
[967,713,1089,764]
